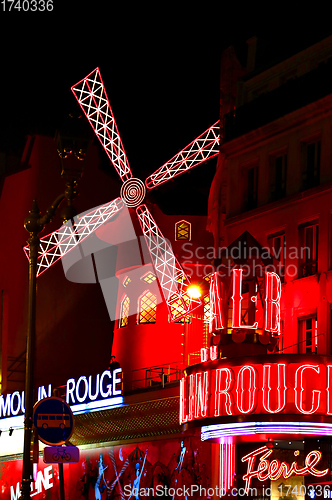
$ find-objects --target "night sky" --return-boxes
[1,3,331,213]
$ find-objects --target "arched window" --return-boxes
[138,291,157,324]
[119,295,130,328]
[122,276,131,288]
[175,220,191,241]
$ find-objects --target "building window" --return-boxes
[203,274,211,284]
[302,139,320,189]
[268,232,286,281]
[140,272,157,284]
[242,164,258,211]
[299,221,319,277]
[122,276,131,288]
[137,291,157,324]
[119,295,130,328]
[269,152,287,201]
[168,296,190,323]
[298,316,318,353]
[175,220,191,241]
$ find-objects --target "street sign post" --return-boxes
[33,397,74,446]
[43,446,80,463]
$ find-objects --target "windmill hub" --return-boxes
[120,177,146,207]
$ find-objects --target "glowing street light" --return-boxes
[187,284,202,299]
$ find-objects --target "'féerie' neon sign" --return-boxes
[241,446,328,494]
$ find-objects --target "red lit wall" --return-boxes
[0,436,213,500]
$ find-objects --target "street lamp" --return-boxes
[187,284,202,299]
[19,116,90,500]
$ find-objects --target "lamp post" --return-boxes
[19,117,90,500]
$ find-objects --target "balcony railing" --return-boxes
[123,361,183,393]
[53,361,183,400]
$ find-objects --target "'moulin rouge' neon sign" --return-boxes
[179,355,332,423]
[241,446,328,494]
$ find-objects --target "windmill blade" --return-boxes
[145,121,220,189]
[136,204,202,321]
[24,198,124,277]
[71,68,132,182]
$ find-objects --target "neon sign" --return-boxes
[209,272,224,332]
[66,368,122,404]
[0,368,123,419]
[262,363,287,413]
[180,355,332,423]
[209,270,281,334]
[241,446,328,494]
[201,422,332,440]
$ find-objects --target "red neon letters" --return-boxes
[264,272,281,333]
[262,364,286,413]
[294,365,321,414]
[179,358,332,423]
[236,365,257,414]
[232,269,258,330]
[215,368,233,417]
[241,446,328,494]
[195,372,209,418]
[209,272,224,332]
[209,270,281,334]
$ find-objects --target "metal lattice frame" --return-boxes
[136,205,200,320]
[71,68,132,182]
[26,68,221,320]
[145,121,220,189]
[24,198,124,277]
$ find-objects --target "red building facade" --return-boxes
[194,33,332,499]
[0,92,216,498]
[2,34,332,500]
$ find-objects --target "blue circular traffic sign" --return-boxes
[33,397,74,446]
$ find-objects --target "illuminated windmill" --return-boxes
[25,68,220,321]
